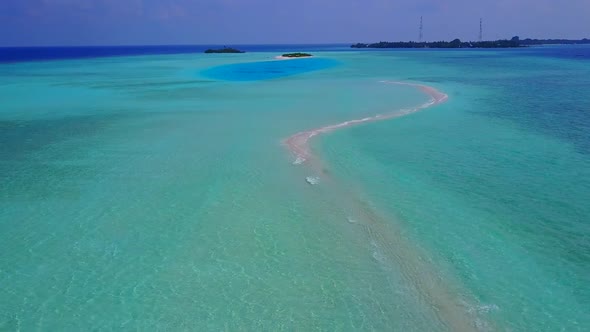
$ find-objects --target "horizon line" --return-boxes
[0,43,355,48]
[2,37,589,48]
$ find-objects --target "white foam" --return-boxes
[347,217,358,223]
[293,156,306,165]
[476,304,499,314]
[305,176,320,185]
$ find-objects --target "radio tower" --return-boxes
[479,18,483,42]
[419,16,423,42]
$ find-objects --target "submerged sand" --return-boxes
[281,82,486,332]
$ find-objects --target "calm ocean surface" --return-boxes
[1,45,589,330]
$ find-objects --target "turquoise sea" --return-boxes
[1,45,589,330]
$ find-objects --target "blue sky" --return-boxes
[1,0,589,46]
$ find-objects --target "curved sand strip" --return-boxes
[284,81,448,164]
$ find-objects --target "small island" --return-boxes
[204,47,245,54]
[281,53,313,58]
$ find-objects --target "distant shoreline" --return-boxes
[351,37,590,49]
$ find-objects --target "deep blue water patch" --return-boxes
[520,44,590,61]
[201,58,339,81]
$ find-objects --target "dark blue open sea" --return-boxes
[0,44,351,63]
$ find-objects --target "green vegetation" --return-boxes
[351,37,523,48]
[281,53,313,58]
[352,37,522,49]
[351,36,590,49]
[204,47,245,54]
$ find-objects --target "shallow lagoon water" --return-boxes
[1,47,589,330]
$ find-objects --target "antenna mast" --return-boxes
[419,16,423,42]
[479,18,483,41]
